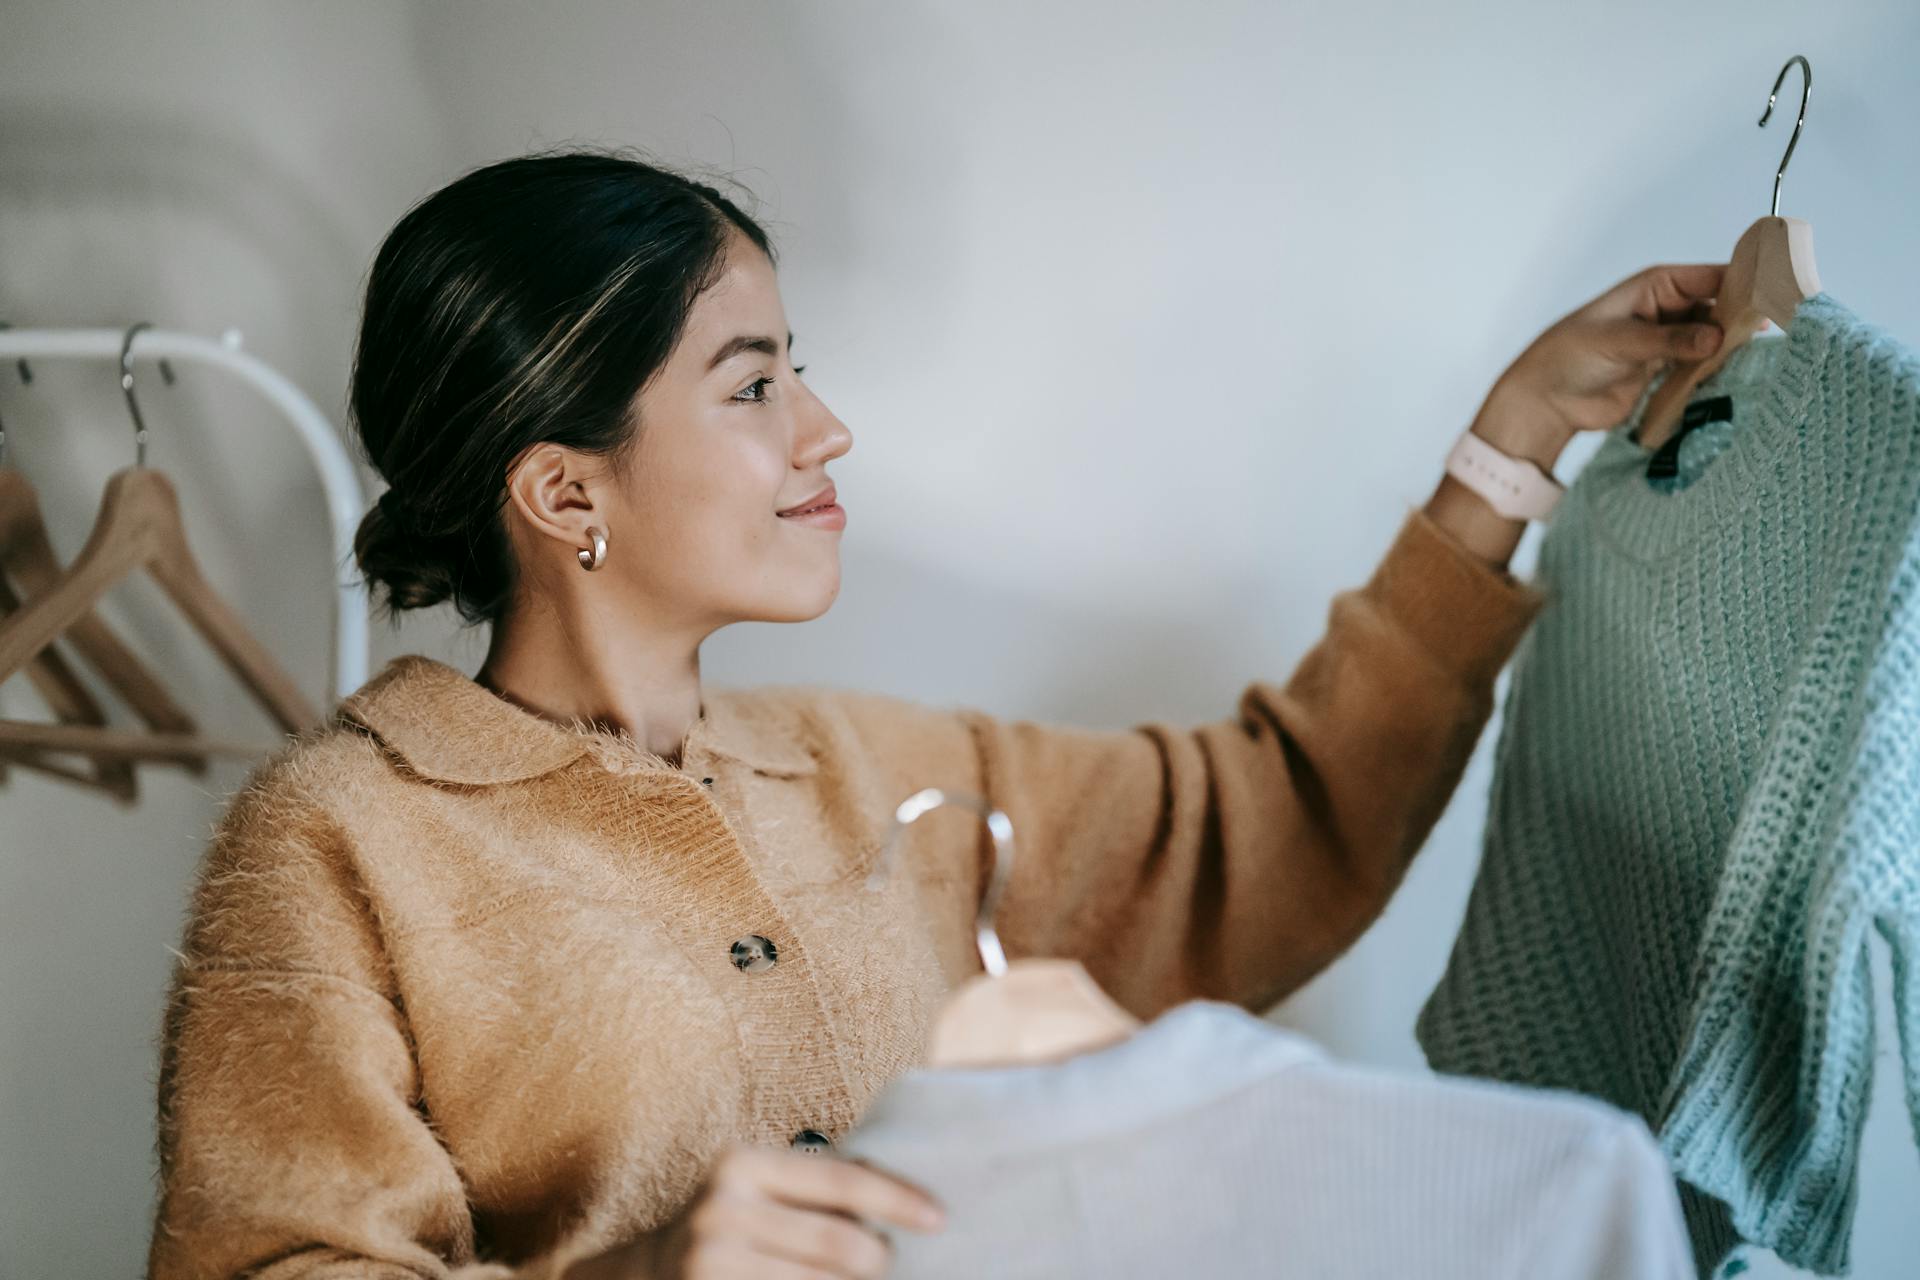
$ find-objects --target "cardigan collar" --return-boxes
[339,655,817,786]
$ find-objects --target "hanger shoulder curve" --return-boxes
[1637,215,1819,452]
[1745,214,1821,327]
[0,718,276,764]
[0,467,316,750]
[134,470,317,732]
[0,467,200,744]
[0,576,139,803]
[0,470,127,764]
[926,958,1143,1069]
[0,468,166,686]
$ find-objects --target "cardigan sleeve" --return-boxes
[854,506,1548,1020]
[146,770,586,1280]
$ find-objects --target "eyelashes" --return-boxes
[735,365,807,406]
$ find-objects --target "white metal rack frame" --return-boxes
[0,325,369,701]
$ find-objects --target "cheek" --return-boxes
[638,430,788,575]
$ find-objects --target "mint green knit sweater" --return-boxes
[1418,294,1920,1277]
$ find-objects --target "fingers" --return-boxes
[1594,263,1726,322]
[1595,315,1722,362]
[720,1148,945,1232]
[1641,263,1725,314]
[686,1239,867,1280]
[689,1148,945,1280]
[738,1198,894,1278]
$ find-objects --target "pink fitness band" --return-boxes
[1444,428,1565,522]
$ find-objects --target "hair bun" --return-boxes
[372,486,416,533]
[353,487,456,613]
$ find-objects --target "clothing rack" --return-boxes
[0,325,369,701]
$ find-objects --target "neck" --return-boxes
[477,590,708,767]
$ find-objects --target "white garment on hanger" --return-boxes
[841,1000,1695,1280]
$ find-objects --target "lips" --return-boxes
[777,485,838,518]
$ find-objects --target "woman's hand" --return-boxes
[1474,262,1727,463]
[566,1145,946,1280]
[1427,263,1727,569]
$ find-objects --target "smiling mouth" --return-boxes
[777,485,839,518]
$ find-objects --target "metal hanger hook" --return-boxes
[119,322,178,467]
[0,322,25,465]
[1759,54,1812,218]
[872,787,1016,977]
[0,321,31,387]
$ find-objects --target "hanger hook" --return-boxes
[872,788,1015,977]
[119,322,177,466]
[1759,54,1812,218]
[0,327,9,466]
[0,322,26,466]
[0,321,30,387]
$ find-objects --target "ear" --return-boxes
[502,444,603,553]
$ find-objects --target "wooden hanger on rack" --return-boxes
[0,337,127,797]
[1638,55,1822,453]
[0,470,132,799]
[878,788,1142,1069]
[0,332,206,796]
[0,323,317,770]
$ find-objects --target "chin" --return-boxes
[755,568,841,624]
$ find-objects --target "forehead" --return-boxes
[679,234,785,347]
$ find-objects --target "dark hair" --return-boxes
[349,146,777,622]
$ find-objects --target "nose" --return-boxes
[794,393,853,470]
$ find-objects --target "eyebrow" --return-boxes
[707,330,795,372]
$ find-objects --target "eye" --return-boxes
[734,366,807,405]
[734,376,776,404]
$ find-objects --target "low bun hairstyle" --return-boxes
[349,147,777,623]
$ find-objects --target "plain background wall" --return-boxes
[2,3,1917,1275]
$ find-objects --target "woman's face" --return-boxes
[595,232,853,631]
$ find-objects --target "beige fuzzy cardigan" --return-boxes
[148,507,1546,1280]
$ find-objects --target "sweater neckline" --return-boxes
[1572,292,1842,567]
[853,1000,1324,1155]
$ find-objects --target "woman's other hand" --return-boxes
[566,1145,946,1279]
[1474,262,1727,464]
[1428,263,1726,569]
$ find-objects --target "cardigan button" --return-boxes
[730,935,778,972]
[790,1129,834,1154]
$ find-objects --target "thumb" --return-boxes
[1598,316,1722,362]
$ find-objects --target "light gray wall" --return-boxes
[2,3,1916,1276]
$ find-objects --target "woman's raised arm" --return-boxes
[916,506,1547,1018]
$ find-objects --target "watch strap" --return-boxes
[1445,428,1565,522]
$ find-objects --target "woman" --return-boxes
[147,148,1724,1280]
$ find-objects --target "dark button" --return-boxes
[730,934,778,972]
[791,1129,834,1154]
[701,777,714,786]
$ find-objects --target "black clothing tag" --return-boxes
[1682,395,1734,429]
[1647,395,1735,480]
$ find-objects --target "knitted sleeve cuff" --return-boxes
[1362,506,1550,688]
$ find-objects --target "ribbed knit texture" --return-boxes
[1417,294,1920,1277]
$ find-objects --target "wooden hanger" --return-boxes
[3,460,209,776]
[0,488,128,799]
[0,363,135,797]
[1638,56,1821,453]
[878,789,1142,1070]
[0,325,315,766]
[0,580,134,801]
[0,339,131,795]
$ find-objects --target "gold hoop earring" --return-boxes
[577,526,608,571]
